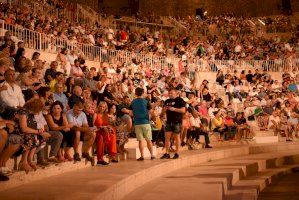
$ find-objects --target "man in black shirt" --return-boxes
[160,88,186,159]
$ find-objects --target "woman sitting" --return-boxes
[211,110,227,141]
[94,102,118,165]
[234,112,251,140]
[46,101,72,161]
[18,98,51,173]
[107,104,128,154]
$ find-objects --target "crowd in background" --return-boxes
[0,1,298,61]
[0,0,298,183]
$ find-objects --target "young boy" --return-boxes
[130,87,154,161]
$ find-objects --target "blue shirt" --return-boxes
[130,98,151,125]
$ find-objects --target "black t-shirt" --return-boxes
[234,117,246,125]
[164,97,186,124]
[202,93,212,102]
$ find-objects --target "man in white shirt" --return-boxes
[70,59,84,79]
[67,102,96,164]
[188,110,212,149]
[67,50,78,67]
[0,69,25,108]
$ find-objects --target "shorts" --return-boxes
[165,123,182,134]
[135,124,152,141]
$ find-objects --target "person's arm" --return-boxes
[17,86,25,107]
[45,114,66,131]
[19,114,40,134]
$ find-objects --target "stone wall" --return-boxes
[139,0,299,17]
[67,0,299,17]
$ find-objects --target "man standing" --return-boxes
[130,87,154,161]
[161,88,186,159]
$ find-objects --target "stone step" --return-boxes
[123,150,299,200]
[225,165,297,200]
[255,136,278,144]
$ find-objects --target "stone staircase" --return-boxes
[123,149,299,200]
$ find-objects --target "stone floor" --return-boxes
[258,171,299,200]
[0,145,250,200]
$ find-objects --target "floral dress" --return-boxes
[18,109,45,149]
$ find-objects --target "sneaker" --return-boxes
[0,173,9,181]
[0,167,13,175]
[137,157,144,161]
[205,144,213,148]
[151,156,156,160]
[97,160,109,165]
[82,153,95,166]
[74,153,81,162]
[172,153,179,159]
[111,159,119,163]
[160,153,171,159]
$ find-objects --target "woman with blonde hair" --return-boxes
[94,102,118,165]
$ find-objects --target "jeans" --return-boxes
[37,131,63,161]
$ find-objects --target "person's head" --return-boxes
[123,95,131,104]
[105,84,112,92]
[108,104,117,114]
[24,98,44,114]
[168,88,177,99]
[84,101,95,115]
[82,88,91,99]
[97,101,108,114]
[55,83,64,94]
[32,68,42,78]
[55,72,64,81]
[210,102,216,108]
[4,69,15,83]
[37,86,51,99]
[50,101,64,115]
[32,52,40,60]
[135,87,144,97]
[50,61,58,70]
[73,102,84,116]
[73,85,82,96]
[86,70,94,79]
[0,59,8,74]
[236,112,242,119]
[74,59,80,67]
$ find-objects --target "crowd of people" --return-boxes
[0,1,297,62]
[0,1,298,184]
[0,26,298,182]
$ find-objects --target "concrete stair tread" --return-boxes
[1,143,299,200]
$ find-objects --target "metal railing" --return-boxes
[0,19,297,73]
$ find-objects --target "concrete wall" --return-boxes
[67,0,299,17]
[139,0,299,17]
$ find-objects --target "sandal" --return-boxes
[18,163,32,174]
[28,162,37,171]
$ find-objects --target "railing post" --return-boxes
[39,32,42,51]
